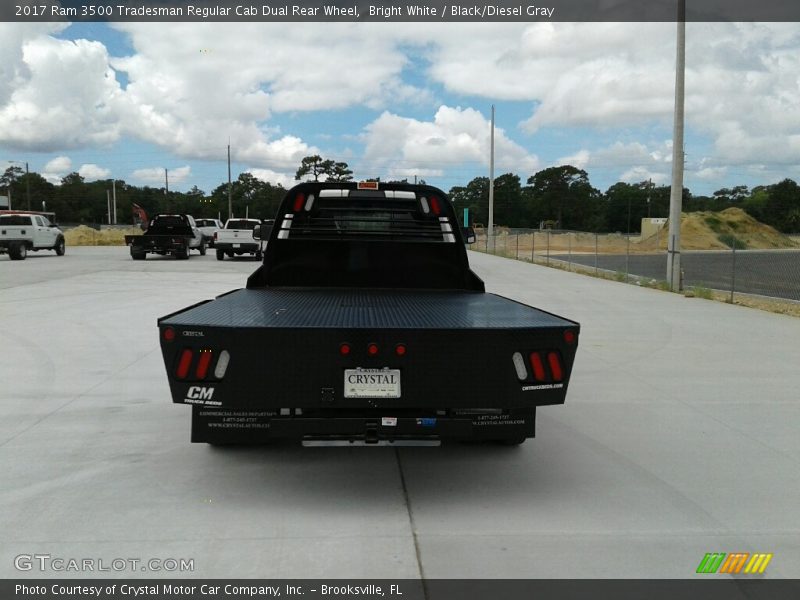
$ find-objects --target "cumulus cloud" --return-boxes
[362,105,539,181]
[78,163,111,181]
[247,168,295,188]
[131,165,190,185]
[0,28,123,151]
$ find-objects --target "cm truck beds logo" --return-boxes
[184,386,220,406]
[696,552,773,574]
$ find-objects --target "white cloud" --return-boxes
[619,167,668,185]
[78,163,110,181]
[44,155,71,173]
[247,168,295,189]
[131,165,191,185]
[0,29,123,151]
[362,105,539,181]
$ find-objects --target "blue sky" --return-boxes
[1,21,798,197]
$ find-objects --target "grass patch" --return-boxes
[704,215,722,232]
[717,233,747,249]
[688,286,714,300]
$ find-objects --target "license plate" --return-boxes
[233,243,240,248]
[344,368,401,398]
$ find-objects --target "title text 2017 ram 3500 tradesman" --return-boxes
[157,182,580,446]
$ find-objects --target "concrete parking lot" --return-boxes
[1,247,798,579]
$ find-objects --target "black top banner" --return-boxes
[3,0,800,22]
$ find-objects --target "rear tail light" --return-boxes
[195,350,213,379]
[367,343,379,356]
[529,352,546,381]
[429,195,441,216]
[213,350,230,379]
[339,343,351,356]
[293,193,305,212]
[395,344,407,356]
[564,330,576,344]
[547,352,564,382]
[512,352,527,380]
[176,349,193,379]
[213,232,218,241]
[162,327,175,342]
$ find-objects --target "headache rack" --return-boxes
[247,182,483,291]
[276,189,457,244]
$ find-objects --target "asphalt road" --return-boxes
[1,247,799,579]
[548,250,800,301]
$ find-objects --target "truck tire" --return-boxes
[54,237,66,256]
[131,248,146,260]
[198,241,206,256]
[216,249,225,261]
[9,242,27,260]
[176,246,189,260]
[255,249,263,261]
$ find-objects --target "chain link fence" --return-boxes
[474,229,800,303]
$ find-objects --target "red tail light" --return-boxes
[293,193,305,212]
[213,232,218,241]
[429,195,441,215]
[529,352,546,381]
[564,330,576,344]
[368,343,379,356]
[195,350,213,379]
[162,327,175,342]
[395,344,407,356]
[176,349,193,379]
[339,343,351,356]
[547,352,563,381]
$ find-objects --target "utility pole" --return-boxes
[666,0,686,291]
[25,162,30,211]
[112,179,117,224]
[164,168,169,194]
[227,143,233,220]
[647,178,652,218]
[106,189,112,224]
[488,104,495,247]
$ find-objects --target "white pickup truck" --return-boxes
[215,218,263,260]
[0,213,65,260]
[195,218,223,247]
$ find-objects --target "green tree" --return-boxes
[295,155,335,181]
[327,161,354,182]
[526,165,601,230]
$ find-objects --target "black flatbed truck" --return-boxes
[125,214,205,260]
[158,182,579,445]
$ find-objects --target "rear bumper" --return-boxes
[216,242,259,253]
[191,406,534,444]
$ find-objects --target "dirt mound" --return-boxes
[64,225,140,246]
[639,208,798,250]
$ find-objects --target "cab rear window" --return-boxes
[0,216,32,226]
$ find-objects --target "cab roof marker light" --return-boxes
[304,194,315,211]
[420,197,430,214]
[213,350,230,379]
[512,352,528,380]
